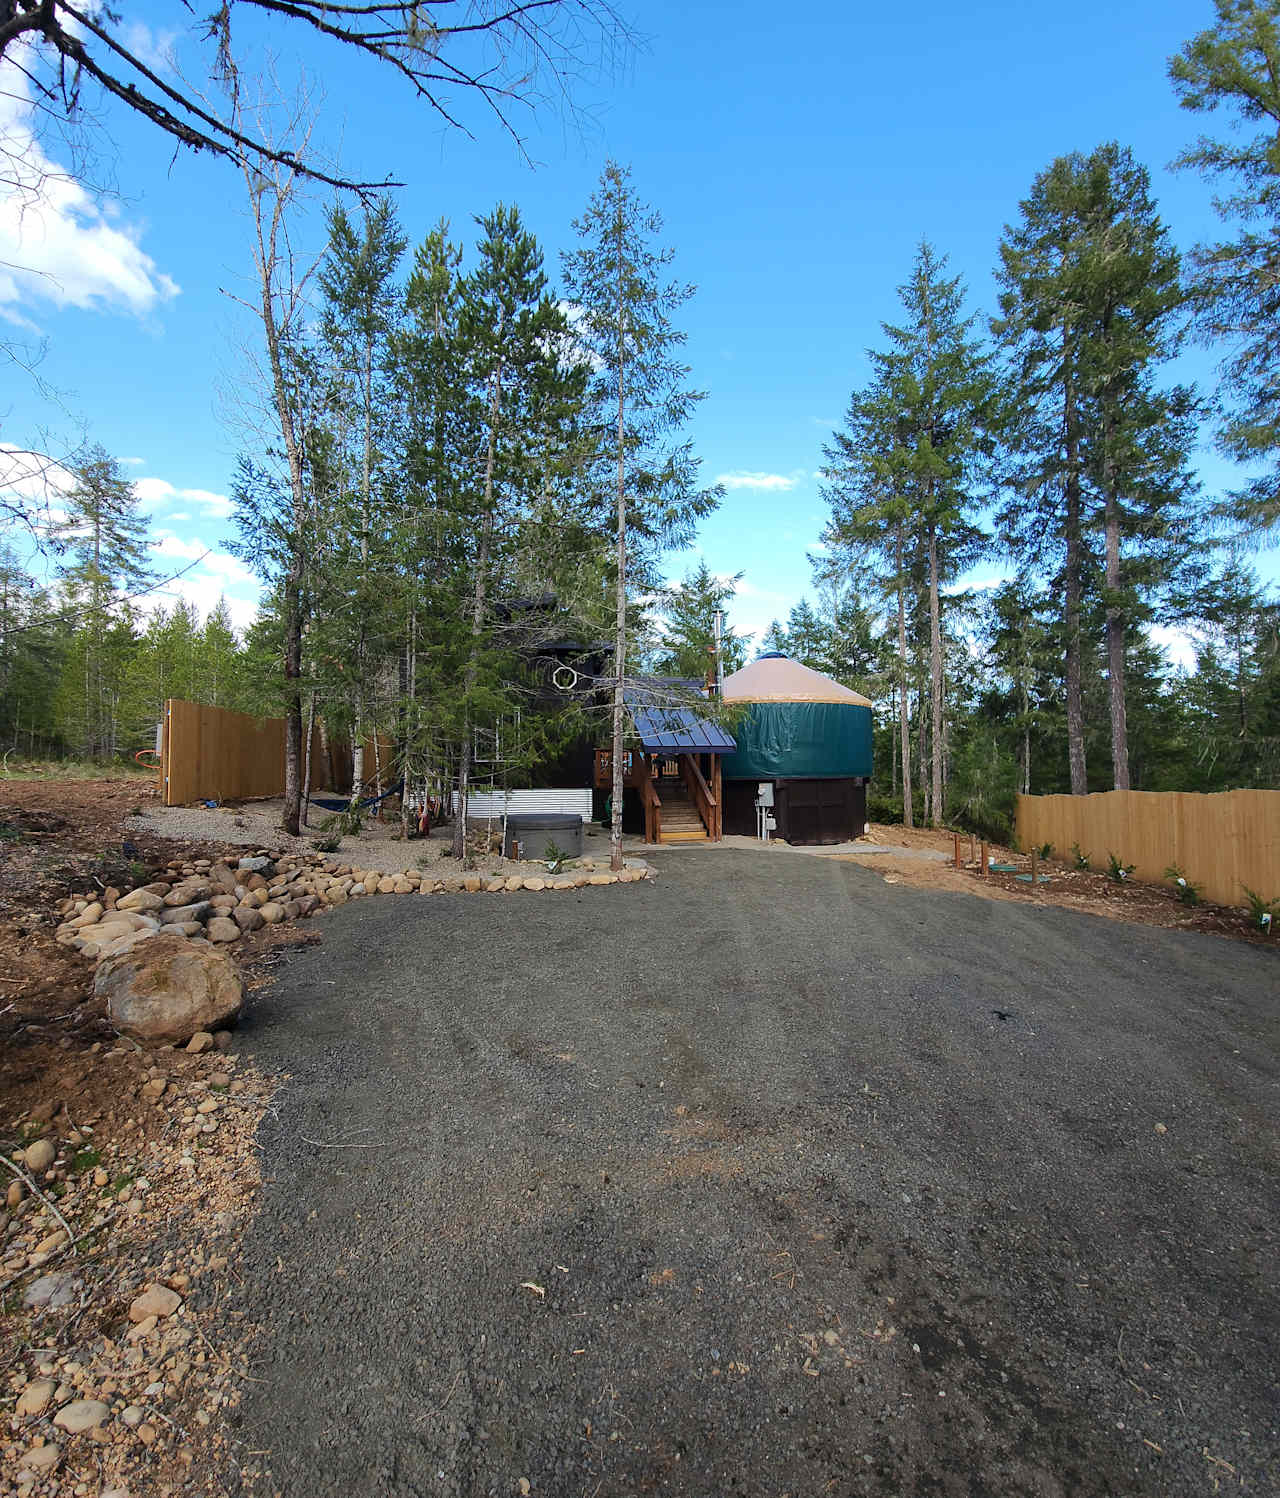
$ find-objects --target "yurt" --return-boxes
[719,653,873,845]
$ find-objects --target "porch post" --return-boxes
[712,754,722,840]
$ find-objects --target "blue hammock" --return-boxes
[310,780,404,814]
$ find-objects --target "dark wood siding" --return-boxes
[722,777,867,844]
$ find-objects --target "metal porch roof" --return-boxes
[623,682,737,754]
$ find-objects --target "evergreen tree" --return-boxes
[448,203,590,856]
[53,446,153,599]
[994,144,1198,792]
[654,562,746,679]
[51,448,154,758]
[562,161,721,869]
[1170,1,1280,534]
[823,242,991,824]
[0,546,65,752]
[317,198,407,804]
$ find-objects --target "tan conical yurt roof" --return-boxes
[721,653,872,706]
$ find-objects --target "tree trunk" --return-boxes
[247,183,308,837]
[927,522,944,826]
[302,688,316,827]
[1103,485,1129,789]
[610,226,628,874]
[453,359,502,860]
[349,715,365,808]
[1063,357,1088,797]
[895,525,913,828]
[917,672,930,825]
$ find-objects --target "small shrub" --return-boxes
[1164,864,1201,906]
[1071,843,1090,870]
[1038,841,1053,860]
[1242,886,1279,932]
[415,852,434,870]
[543,839,574,874]
[128,859,149,885]
[866,791,905,826]
[319,808,363,840]
[1106,852,1135,883]
[313,835,341,853]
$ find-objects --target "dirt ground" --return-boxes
[124,794,606,879]
[0,773,314,1496]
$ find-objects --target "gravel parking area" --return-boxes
[225,849,1278,1497]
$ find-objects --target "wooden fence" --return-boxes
[1015,789,1280,909]
[161,700,388,807]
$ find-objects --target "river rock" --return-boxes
[22,1272,79,1311]
[53,1399,110,1434]
[233,905,264,932]
[15,1379,55,1416]
[117,889,164,913]
[24,1138,55,1173]
[19,1443,60,1472]
[237,856,273,873]
[206,917,240,944]
[159,901,212,926]
[128,1283,182,1321]
[96,934,243,1045]
[258,902,284,924]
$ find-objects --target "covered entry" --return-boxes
[594,684,736,844]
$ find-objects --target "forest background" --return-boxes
[2,1,1278,846]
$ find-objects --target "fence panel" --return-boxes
[1016,789,1280,908]
[161,701,370,806]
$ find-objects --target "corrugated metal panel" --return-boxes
[623,684,737,753]
[454,788,594,818]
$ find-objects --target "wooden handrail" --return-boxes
[679,753,718,840]
[681,754,715,808]
[639,772,662,843]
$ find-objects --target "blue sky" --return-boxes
[2,0,1272,648]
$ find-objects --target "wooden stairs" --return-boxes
[657,780,709,843]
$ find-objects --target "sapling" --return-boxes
[1242,887,1279,933]
[1071,842,1090,870]
[1164,864,1201,906]
[1106,852,1135,883]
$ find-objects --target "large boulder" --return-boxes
[95,933,242,1046]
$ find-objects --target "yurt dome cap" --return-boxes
[721,654,872,707]
[719,653,873,781]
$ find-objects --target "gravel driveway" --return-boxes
[226,848,1279,1497]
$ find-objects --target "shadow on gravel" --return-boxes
[224,851,1279,1498]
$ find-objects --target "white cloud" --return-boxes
[716,471,798,492]
[133,477,233,519]
[0,441,76,503]
[143,531,262,635]
[1150,624,1196,672]
[117,23,179,76]
[182,488,235,519]
[151,531,209,563]
[0,44,180,321]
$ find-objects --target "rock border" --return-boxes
[53,850,654,973]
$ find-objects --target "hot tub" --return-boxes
[502,813,584,861]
